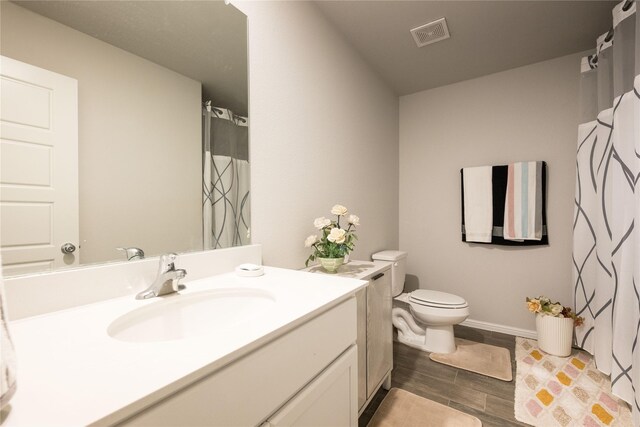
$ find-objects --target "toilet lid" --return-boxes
[409,290,468,308]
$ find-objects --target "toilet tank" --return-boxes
[371,250,407,297]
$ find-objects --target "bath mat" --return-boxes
[515,337,632,426]
[429,338,513,381]
[367,388,481,427]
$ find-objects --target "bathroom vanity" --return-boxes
[303,260,393,414]
[118,295,358,427]
[2,246,366,426]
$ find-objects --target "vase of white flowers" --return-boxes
[305,204,359,273]
[526,296,584,357]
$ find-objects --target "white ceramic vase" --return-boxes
[536,314,574,357]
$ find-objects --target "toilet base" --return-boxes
[392,297,466,355]
[396,324,457,354]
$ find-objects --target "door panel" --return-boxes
[0,76,51,128]
[1,139,52,185]
[1,203,52,245]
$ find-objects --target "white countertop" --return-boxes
[3,266,366,426]
[304,260,391,280]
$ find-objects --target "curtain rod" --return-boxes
[603,0,635,42]
[590,0,635,65]
[593,0,637,60]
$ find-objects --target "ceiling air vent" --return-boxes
[410,18,450,47]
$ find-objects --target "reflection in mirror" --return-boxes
[0,1,249,277]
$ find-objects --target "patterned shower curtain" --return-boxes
[202,103,250,249]
[572,1,639,422]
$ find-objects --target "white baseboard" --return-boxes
[461,318,537,339]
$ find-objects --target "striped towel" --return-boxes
[503,161,543,241]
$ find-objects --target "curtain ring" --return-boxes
[604,29,614,43]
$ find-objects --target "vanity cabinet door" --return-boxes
[366,270,392,398]
[356,287,367,411]
[264,345,358,427]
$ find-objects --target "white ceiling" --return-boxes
[315,1,615,95]
[13,1,248,115]
[14,1,615,105]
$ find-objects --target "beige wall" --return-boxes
[399,52,585,331]
[1,2,202,265]
[235,2,399,268]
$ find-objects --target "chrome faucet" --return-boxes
[136,253,187,300]
[117,246,145,261]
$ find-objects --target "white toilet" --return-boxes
[372,250,470,354]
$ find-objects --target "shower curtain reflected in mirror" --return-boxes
[202,103,250,249]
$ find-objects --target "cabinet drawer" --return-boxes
[118,298,357,427]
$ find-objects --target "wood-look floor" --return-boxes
[359,325,529,427]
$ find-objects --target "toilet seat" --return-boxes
[409,290,468,309]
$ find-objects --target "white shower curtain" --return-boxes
[202,104,250,250]
[573,1,639,422]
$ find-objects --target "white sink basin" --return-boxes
[108,288,276,343]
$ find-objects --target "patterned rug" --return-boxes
[515,337,632,426]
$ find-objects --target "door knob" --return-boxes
[61,243,76,254]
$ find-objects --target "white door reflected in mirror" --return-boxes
[0,56,79,276]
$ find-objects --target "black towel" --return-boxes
[461,163,548,246]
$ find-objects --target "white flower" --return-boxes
[550,304,563,316]
[327,228,347,244]
[331,204,348,216]
[313,217,331,229]
[304,235,317,248]
[348,214,360,226]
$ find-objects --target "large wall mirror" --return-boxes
[0,1,249,277]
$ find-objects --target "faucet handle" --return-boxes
[158,253,178,272]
